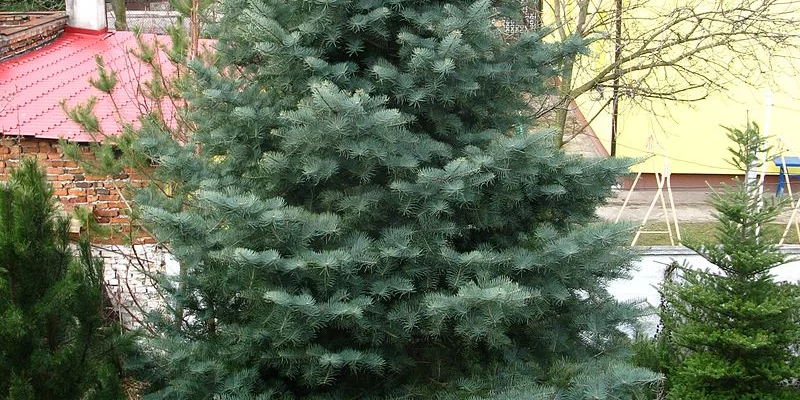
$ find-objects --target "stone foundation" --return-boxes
[93,244,177,329]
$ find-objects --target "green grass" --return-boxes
[631,222,800,246]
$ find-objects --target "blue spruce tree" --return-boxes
[128,0,659,397]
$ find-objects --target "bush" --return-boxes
[0,158,127,400]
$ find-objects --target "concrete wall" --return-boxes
[95,243,178,328]
[610,247,800,335]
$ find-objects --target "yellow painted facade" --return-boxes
[547,0,800,175]
[579,68,800,175]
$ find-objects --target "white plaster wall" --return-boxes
[610,248,800,335]
[94,244,172,328]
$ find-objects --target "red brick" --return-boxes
[106,201,127,209]
[0,13,67,60]
[94,209,119,217]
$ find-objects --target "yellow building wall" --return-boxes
[564,1,800,175]
[580,74,800,175]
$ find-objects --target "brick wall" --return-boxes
[0,137,170,329]
[0,137,141,236]
[0,12,67,61]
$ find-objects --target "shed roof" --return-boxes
[1,28,176,143]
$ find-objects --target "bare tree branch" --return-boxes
[542,0,800,148]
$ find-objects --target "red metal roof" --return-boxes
[1,28,179,142]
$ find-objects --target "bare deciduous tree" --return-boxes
[544,0,800,151]
[109,0,127,30]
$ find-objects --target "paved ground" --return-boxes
[598,188,716,223]
[559,125,800,225]
[598,188,800,224]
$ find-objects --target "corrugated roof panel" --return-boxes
[1,30,181,142]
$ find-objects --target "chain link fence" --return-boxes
[106,0,184,34]
[495,2,542,37]
[107,0,541,36]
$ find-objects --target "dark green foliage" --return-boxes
[0,0,63,11]
[0,158,126,400]
[124,0,659,398]
[660,124,800,400]
[628,331,672,399]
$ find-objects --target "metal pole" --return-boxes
[610,0,623,156]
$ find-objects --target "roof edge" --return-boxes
[0,11,68,61]
[64,25,108,35]
[569,99,610,158]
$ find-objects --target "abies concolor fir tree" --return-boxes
[127,0,659,397]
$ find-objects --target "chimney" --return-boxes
[65,0,107,32]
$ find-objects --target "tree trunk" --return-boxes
[554,53,576,148]
[189,0,200,60]
[110,0,127,31]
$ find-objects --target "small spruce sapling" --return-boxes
[661,123,800,400]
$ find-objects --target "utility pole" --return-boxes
[610,0,622,156]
